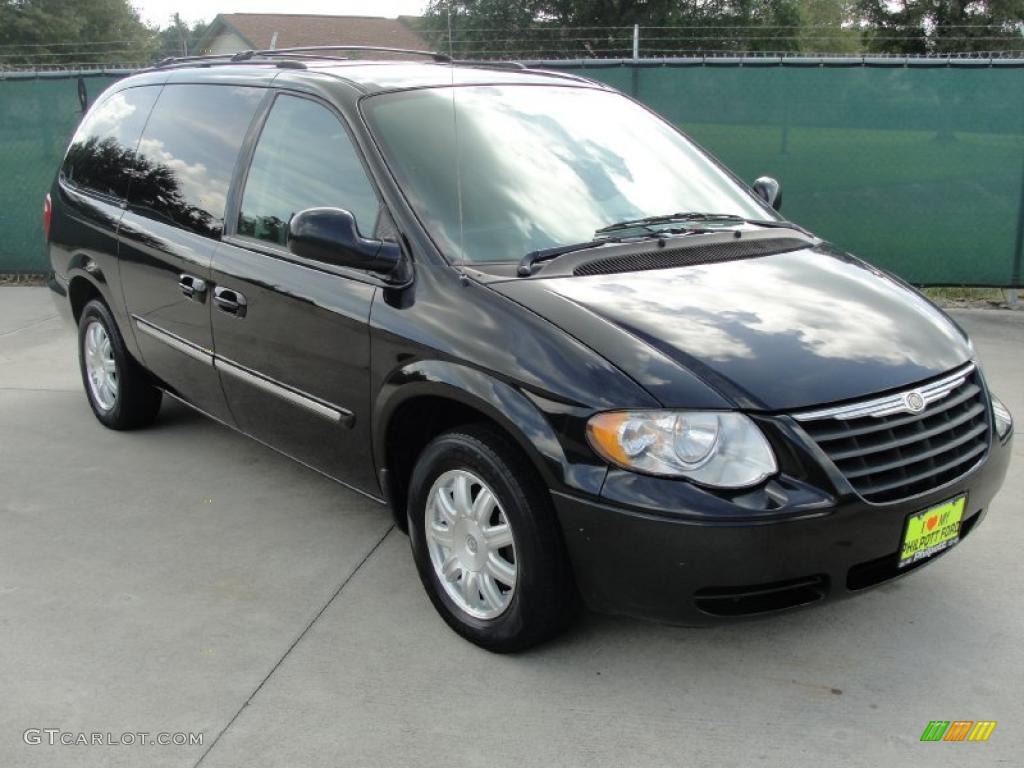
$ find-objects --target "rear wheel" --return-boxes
[407,424,578,652]
[78,299,161,429]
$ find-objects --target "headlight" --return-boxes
[992,395,1013,439]
[587,410,777,488]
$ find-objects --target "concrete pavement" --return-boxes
[1,287,1021,767]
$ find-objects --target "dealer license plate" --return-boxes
[899,495,966,568]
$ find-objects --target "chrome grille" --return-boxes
[794,365,990,503]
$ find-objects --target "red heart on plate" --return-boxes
[926,516,938,531]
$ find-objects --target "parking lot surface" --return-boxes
[1,286,1021,767]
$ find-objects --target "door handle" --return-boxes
[178,274,207,300]
[213,286,247,317]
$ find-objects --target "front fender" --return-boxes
[373,359,608,498]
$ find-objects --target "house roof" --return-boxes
[199,13,430,52]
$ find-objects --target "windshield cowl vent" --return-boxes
[572,237,809,277]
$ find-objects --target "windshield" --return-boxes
[363,85,777,264]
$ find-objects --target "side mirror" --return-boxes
[287,207,401,275]
[752,176,782,211]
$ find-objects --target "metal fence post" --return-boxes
[629,25,641,98]
[1014,152,1024,288]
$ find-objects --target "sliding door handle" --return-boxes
[213,286,247,317]
[178,274,207,300]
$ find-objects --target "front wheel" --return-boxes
[78,299,162,429]
[407,425,578,652]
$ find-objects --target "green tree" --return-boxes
[797,0,862,53]
[153,14,209,60]
[422,0,807,57]
[0,0,155,68]
[857,0,1024,54]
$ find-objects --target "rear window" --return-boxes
[61,86,160,199]
[129,84,263,238]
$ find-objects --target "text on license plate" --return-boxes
[899,495,966,568]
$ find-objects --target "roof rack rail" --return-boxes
[151,52,309,71]
[154,45,451,70]
[152,50,281,68]
[447,58,599,85]
[154,52,228,67]
[261,45,451,63]
[453,59,528,70]
[522,67,595,84]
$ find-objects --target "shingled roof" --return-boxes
[198,13,430,52]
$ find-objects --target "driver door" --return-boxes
[210,92,386,495]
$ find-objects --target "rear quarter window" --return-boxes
[61,86,160,199]
[128,84,264,238]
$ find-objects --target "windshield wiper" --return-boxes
[595,212,796,236]
[517,229,683,276]
[517,238,613,276]
[516,213,804,277]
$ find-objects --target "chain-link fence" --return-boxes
[1,59,1022,286]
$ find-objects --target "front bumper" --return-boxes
[554,427,1013,625]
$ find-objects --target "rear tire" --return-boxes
[78,299,161,430]
[407,424,578,652]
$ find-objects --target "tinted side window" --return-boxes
[61,86,159,199]
[238,95,380,247]
[129,84,263,238]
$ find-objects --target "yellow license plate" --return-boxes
[899,495,966,568]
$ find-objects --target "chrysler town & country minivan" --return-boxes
[46,48,1013,651]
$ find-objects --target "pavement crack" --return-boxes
[192,523,395,767]
[0,314,58,337]
[0,387,79,392]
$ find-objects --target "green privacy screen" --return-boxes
[0,72,124,273]
[545,60,1024,287]
[2,63,1023,285]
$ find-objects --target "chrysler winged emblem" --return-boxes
[904,390,926,414]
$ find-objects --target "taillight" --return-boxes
[42,193,53,241]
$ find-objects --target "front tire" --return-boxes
[78,299,161,429]
[408,424,578,652]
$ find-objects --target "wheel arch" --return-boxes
[66,255,113,323]
[65,255,143,362]
[68,273,104,324]
[374,360,601,531]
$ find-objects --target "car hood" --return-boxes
[492,246,973,411]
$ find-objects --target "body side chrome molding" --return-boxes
[215,354,354,427]
[132,315,354,427]
[792,363,977,422]
[133,315,213,365]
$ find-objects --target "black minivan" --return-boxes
[46,49,1013,651]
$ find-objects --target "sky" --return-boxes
[133,1,429,28]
